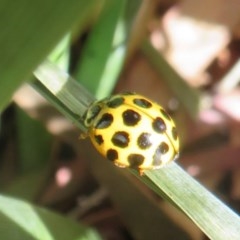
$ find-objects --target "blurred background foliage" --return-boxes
[1,0,240,239]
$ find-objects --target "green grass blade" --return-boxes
[33,60,94,132]
[0,195,101,240]
[48,34,71,71]
[135,163,240,240]
[74,0,127,99]
[33,61,240,240]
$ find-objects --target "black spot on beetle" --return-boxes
[96,113,113,129]
[133,98,152,108]
[107,97,124,108]
[128,154,144,168]
[159,142,169,154]
[94,135,104,145]
[152,142,169,166]
[106,149,118,161]
[83,104,102,126]
[112,131,129,148]
[137,133,152,149]
[122,109,141,126]
[160,108,171,121]
[152,117,166,133]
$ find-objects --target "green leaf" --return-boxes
[0,0,99,111]
[4,170,48,201]
[16,108,52,174]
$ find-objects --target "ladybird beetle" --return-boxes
[82,92,179,174]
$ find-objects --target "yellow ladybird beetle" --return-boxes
[82,92,179,175]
